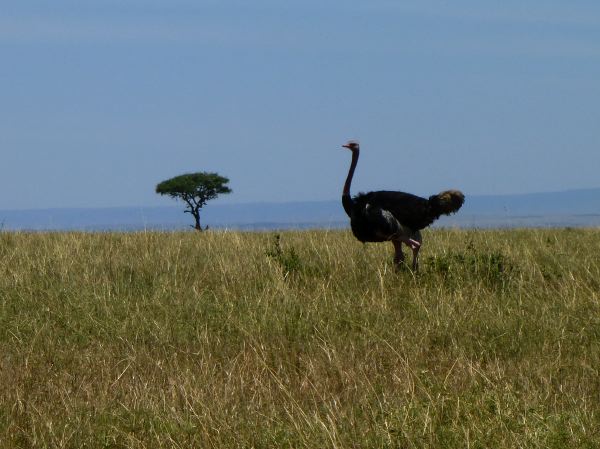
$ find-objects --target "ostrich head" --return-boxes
[342,141,359,151]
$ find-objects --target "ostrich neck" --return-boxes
[342,149,359,217]
[343,149,359,197]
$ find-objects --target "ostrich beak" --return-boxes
[342,144,350,149]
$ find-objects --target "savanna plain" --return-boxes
[0,228,599,448]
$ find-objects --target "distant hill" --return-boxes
[460,188,600,216]
[1,188,599,231]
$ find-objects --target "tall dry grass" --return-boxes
[0,228,599,448]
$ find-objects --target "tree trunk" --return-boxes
[193,211,202,231]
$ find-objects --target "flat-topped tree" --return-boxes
[156,172,232,231]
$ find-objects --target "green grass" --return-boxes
[1,228,599,448]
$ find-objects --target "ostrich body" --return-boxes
[341,141,464,270]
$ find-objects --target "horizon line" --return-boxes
[1,186,600,213]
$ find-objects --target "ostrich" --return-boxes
[341,141,464,270]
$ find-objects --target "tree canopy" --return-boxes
[156,172,232,231]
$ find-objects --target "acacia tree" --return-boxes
[156,172,232,231]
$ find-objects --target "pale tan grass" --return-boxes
[0,229,599,447]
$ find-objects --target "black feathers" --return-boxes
[346,190,463,243]
[355,191,432,231]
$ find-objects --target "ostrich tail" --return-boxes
[429,190,465,216]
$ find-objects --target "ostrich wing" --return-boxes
[356,191,434,231]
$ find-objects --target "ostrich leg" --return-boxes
[393,234,422,271]
[392,240,405,267]
[408,231,422,271]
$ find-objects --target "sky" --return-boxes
[1,0,599,210]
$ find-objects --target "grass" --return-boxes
[0,228,599,448]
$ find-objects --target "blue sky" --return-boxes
[1,0,599,209]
